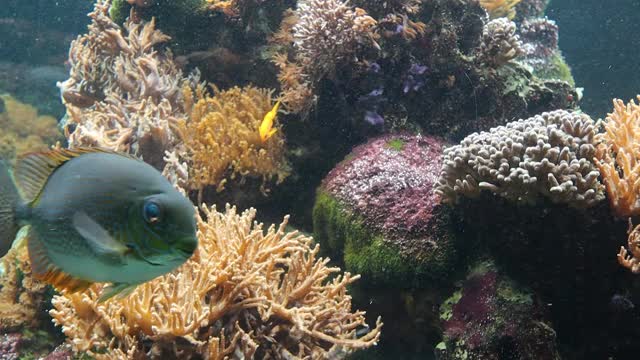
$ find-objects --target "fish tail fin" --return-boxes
[0,160,21,257]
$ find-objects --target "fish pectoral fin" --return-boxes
[72,211,128,263]
[98,283,138,303]
[260,128,278,143]
[27,227,93,293]
[12,226,29,249]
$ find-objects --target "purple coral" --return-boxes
[402,63,428,93]
[358,87,386,125]
[364,110,384,125]
[43,344,74,360]
[322,134,447,257]
[444,271,498,345]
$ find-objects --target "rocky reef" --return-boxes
[4,0,637,358]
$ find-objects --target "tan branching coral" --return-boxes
[175,84,290,196]
[0,233,50,332]
[269,12,316,113]
[59,0,196,169]
[50,205,382,359]
[0,95,62,163]
[595,96,640,217]
[479,0,522,19]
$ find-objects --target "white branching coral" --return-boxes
[59,0,197,169]
[436,110,605,208]
[293,0,378,81]
[271,0,378,113]
[50,205,382,359]
[476,17,524,67]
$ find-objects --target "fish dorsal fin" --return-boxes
[26,226,92,293]
[14,147,138,205]
[72,211,129,264]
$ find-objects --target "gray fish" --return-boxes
[0,147,198,301]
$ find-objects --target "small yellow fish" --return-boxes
[259,100,281,142]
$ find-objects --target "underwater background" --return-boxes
[1,0,640,359]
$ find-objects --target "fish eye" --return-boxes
[143,200,162,224]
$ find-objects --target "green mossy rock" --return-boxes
[313,190,457,289]
[533,51,576,87]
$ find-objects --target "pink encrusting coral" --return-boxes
[323,134,448,258]
[437,261,560,359]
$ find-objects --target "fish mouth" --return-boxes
[173,237,198,258]
[126,243,162,266]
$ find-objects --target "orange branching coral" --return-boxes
[50,205,382,359]
[206,0,243,17]
[0,95,62,162]
[618,220,640,274]
[270,12,316,114]
[271,52,315,114]
[269,9,297,45]
[479,0,522,19]
[0,232,51,332]
[175,85,290,195]
[595,96,640,217]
